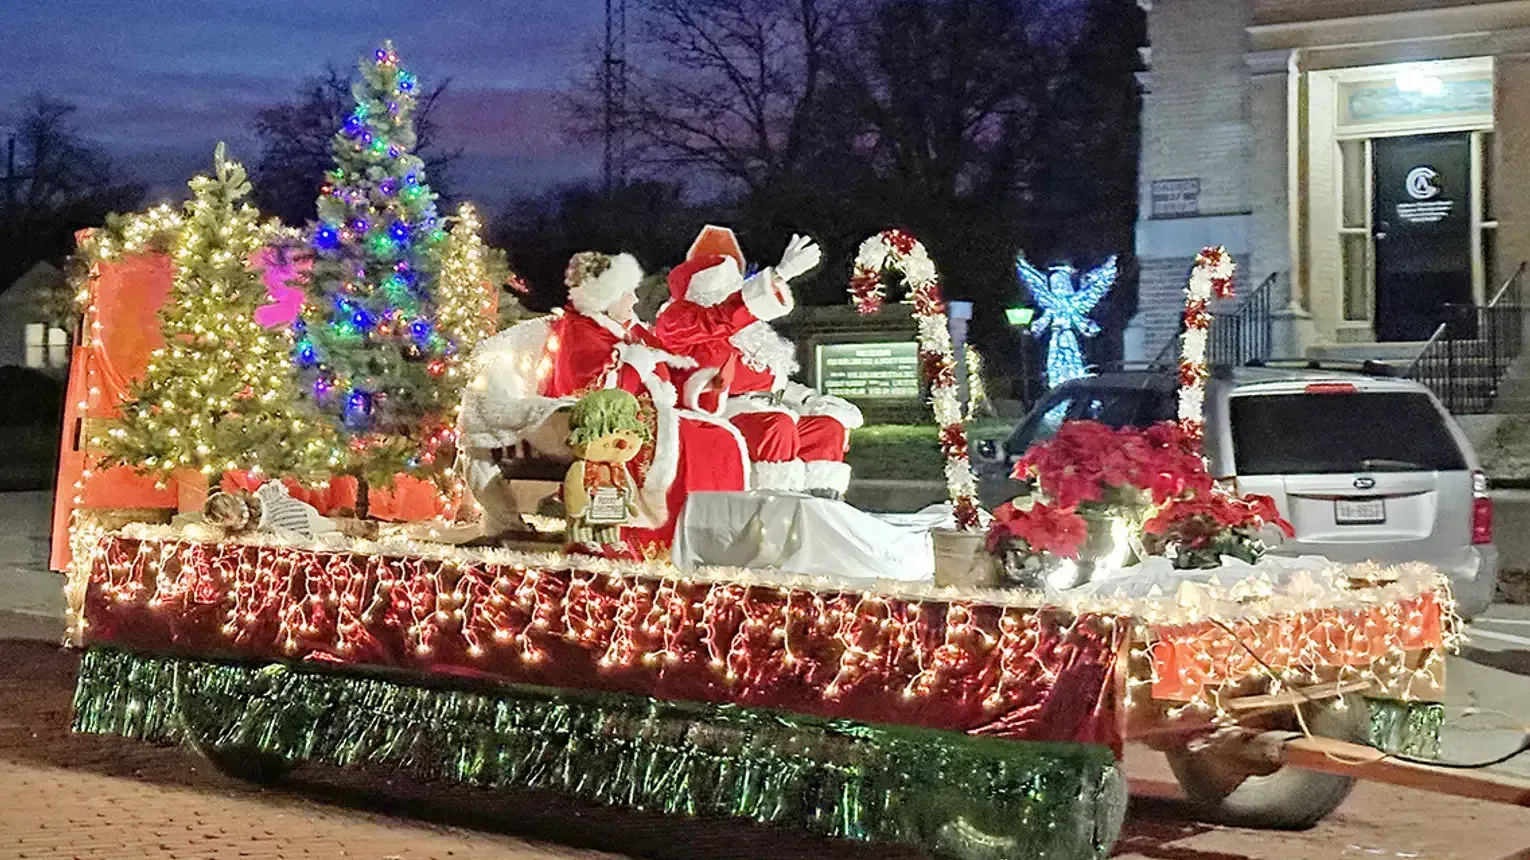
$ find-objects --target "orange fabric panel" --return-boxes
[90,255,173,408]
[51,254,179,572]
[1147,592,1445,701]
[367,475,457,522]
[51,247,472,571]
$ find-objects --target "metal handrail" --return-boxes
[1405,262,1527,412]
[1208,270,1279,368]
[1404,323,1448,380]
[1488,261,1527,307]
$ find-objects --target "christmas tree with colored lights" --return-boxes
[296,41,454,480]
[99,143,338,482]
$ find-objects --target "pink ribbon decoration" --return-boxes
[251,247,310,327]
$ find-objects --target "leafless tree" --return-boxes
[831,0,1072,205]
[0,95,144,290]
[573,0,850,194]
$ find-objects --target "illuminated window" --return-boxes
[25,323,69,369]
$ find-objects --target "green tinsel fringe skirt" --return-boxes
[73,648,1129,860]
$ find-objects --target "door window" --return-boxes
[1372,133,1473,341]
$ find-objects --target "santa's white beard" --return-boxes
[731,321,800,379]
[686,270,743,307]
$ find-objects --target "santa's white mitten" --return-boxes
[808,393,865,430]
[776,234,822,281]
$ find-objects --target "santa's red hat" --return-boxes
[688,225,744,271]
[666,254,730,302]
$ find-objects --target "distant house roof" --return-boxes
[0,261,64,309]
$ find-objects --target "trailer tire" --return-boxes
[172,663,295,785]
[1166,696,1368,830]
[186,740,294,785]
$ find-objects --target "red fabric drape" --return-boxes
[83,535,1129,753]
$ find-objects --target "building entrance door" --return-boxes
[1372,133,1473,341]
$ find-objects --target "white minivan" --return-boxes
[976,365,1498,619]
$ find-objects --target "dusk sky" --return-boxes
[0,0,606,211]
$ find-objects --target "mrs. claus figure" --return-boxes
[654,226,863,497]
[459,251,747,546]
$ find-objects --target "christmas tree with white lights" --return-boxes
[296,41,454,479]
[100,144,337,481]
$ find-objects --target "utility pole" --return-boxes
[601,0,629,196]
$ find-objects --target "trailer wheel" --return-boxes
[185,737,294,785]
[172,664,294,785]
[1166,695,1368,829]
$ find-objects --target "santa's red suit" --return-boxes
[459,252,747,545]
[654,231,863,495]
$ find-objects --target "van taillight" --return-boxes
[1472,471,1493,545]
[1304,382,1357,394]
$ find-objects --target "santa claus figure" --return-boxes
[459,251,747,544]
[655,227,863,497]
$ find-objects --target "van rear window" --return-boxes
[1230,392,1466,475]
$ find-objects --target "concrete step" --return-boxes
[1306,342,1429,363]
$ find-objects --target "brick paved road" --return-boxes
[0,640,1527,860]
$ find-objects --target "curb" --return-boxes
[0,610,66,644]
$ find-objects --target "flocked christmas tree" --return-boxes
[99,144,338,482]
[296,41,454,480]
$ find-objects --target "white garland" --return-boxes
[849,230,979,528]
[1178,247,1236,434]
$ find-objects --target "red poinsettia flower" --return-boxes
[1008,501,1090,560]
[1245,493,1295,537]
[986,500,1023,553]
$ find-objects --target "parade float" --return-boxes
[57,42,1514,860]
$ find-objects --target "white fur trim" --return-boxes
[569,253,642,315]
[803,460,852,494]
[679,408,752,491]
[752,459,806,491]
[723,393,799,420]
[806,396,864,430]
[459,316,571,448]
[741,270,793,321]
[460,394,572,450]
[685,260,742,307]
[729,321,799,379]
[620,355,681,529]
[683,366,726,414]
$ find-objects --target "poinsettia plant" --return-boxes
[987,420,1293,573]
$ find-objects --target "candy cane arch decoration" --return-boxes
[1178,246,1236,440]
[851,230,980,530]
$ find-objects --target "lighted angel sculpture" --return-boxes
[1016,254,1119,390]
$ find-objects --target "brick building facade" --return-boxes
[1130,0,1530,362]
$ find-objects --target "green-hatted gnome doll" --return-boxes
[563,389,649,560]
[295,40,454,484]
[99,143,337,485]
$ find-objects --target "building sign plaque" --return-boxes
[1150,178,1201,218]
[814,341,920,399]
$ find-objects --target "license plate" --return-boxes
[1335,498,1385,525]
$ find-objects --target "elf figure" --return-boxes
[563,389,651,558]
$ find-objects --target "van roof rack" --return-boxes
[1242,358,1399,377]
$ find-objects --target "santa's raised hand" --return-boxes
[775,234,821,282]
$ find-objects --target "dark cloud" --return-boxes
[0,0,603,205]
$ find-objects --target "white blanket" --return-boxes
[672,491,937,582]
